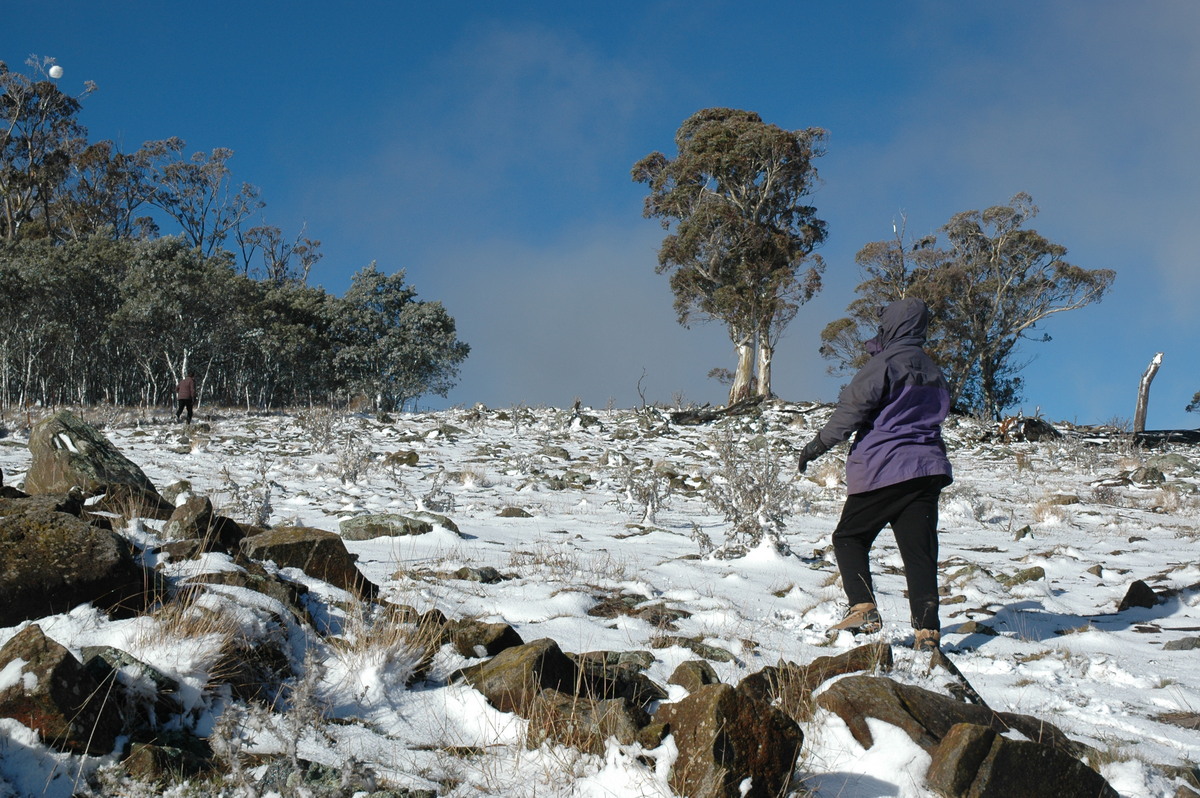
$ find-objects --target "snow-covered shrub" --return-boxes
[326,602,440,707]
[1090,484,1126,507]
[943,483,995,524]
[703,426,799,558]
[616,458,672,525]
[333,433,374,484]
[295,406,341,452]
[1031,495,1073,525]
[419,470,456,513]
[217,459,273,527]
[689,522,714,555]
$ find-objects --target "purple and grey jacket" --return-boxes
[802,297,953,494]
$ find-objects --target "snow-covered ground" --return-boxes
[1,403,1198,797]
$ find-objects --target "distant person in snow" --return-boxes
[175,372,196,424]
[796,297,953,651]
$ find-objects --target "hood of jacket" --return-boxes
[875,297,929,350]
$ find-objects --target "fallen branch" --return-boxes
[670,395,765,425]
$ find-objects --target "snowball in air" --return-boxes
[48,65,64,79]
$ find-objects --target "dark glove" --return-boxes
[797,436,830,473]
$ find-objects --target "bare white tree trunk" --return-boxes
[729,341,755,405]
[755,340,774,398]
[1134,352,1163,433]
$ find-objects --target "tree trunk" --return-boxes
[979,356,1000,421]
[728,341,755,405]
[1134,352,1163,433]
[755,339,774,398]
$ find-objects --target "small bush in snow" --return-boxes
[689,522,714,555]
[329,602,442,702]
[217,458,274,527]
[703,426,799,558]
[616,458,672,525]
[944,483,995,524]
[419,471,456,513]
[333,433,374,484]
[296,406,341,452]
[1090,484,1125,507]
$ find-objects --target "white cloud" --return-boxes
[428,222,737,410]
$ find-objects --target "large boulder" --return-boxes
[24,410,172,519]
[82,645,183,732]
[738,642,891,723]
[182,562,313,626]
[0,625,123,754]
[927,722,1118,797]
[525,689,650,755]
[162,495,245,553]
[0,497,153,626]
[668,659,720,693]
[446,619,524,659]
[239,526,378,599]
[574,652,668,709]
[654,682,803,798]
[816,675,1083,757]
[338,513,434,541]
[162,494,215,540]
[455,638,580,717]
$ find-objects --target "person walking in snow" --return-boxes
[175,372,196,424]
[796,297,953,650]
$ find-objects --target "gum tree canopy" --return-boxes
[332,264,470,412]
[633,108,827,404]
[821,194,1115,420]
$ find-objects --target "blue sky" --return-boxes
[12,1,1200,427]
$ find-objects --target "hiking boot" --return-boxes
[829,603,882,635]
[914,629,941,651]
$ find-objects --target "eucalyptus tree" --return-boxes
[144,137,263,257]
[0,236,124,406]
[242,280,336,407]
[821,194,1115,419]
[59,140,160,241]
[235,222,323,284]
[633,107,827,403]
[937,193,1114,418]
[332,263,470,411]
[0,56,95,243]
[108,237,249,405]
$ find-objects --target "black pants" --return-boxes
[832,474,949,631]
[176,398,194,422]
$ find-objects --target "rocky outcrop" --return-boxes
[182,563,313,626]
[454,638,580,717]
[161,494,245,553]
[339,512,434,540]
[0,625,124,754]
[668,659,720,692]
[0,495,153,626]
[927,722,1119,798]
[817,675,1084,757]
[446,619,524,658]
[574,650,668,708]
[82,645,183,732]
[239,525,378,599]
[738,642,891,723]
[24,410,172,519]
[526,689,650,754]
[1119,578,1161,610]
[654,682,803,798]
